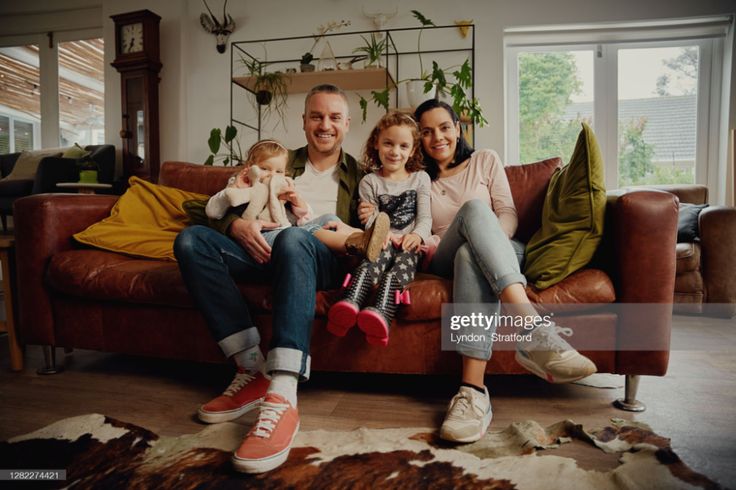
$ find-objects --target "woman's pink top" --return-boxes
[430,149,518,241]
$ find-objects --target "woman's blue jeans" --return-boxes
[173,215,341,380]
[428,199,526,361]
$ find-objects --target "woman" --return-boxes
[359,99,596,444]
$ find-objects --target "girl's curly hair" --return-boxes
[361,111,424,173]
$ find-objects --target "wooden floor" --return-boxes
[0,315,734,487]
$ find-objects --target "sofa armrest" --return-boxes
[699,206,736,316]
[13,194,117,345]
[608,189,677,375]
[642,184,708,205]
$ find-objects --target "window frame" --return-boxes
[505,31,723,191]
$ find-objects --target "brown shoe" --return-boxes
[345,212,390,261]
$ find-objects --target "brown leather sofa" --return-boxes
[14,159,678,409]
[645,185,736,318]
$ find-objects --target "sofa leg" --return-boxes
[613,375,646,412]
[37,345,64,375]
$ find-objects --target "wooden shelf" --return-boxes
[233,68,396,94]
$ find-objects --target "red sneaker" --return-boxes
[198,369,269,424]
[232,393,300,473]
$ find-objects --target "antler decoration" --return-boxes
[200,0,236,53]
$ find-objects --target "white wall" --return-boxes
[2,0,735,180]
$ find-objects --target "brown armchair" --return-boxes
[648,184,736,318]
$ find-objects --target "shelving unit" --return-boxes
[230,25,475,141]
[233,68,396,94]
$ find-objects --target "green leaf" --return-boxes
[208,128,222,154]
[204,155,214,166]
[372,89,390,111]
[358,95,368,122]
[454,59,473,89]
[223,157,230,166]
[430,61,447,94]
[224,125,237,143]
[411,10,435,27]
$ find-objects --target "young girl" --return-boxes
[327,112,432,346]
[206,139,390,260]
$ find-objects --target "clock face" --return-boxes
[121,23,144,54]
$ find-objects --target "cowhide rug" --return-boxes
[0,414,723,489]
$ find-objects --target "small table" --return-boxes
[0,237,22,371]
[56,182,113,195]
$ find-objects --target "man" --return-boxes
[174,84,362,473]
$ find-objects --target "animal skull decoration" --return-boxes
[199,0,235,54]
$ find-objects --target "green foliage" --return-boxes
[205,125,243,166]
[618,117,655,186]
[353,33,387,66]
[519,52,584,163]
[618,117,693,186]
[238,55,289,127]
[357,89,391,122]
[300,52,314,65]
[410,10,435,78]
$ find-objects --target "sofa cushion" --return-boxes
[2,149,63,181]
[62,143,91,159]
[675,242,701,273]
[47,249,275,310]
[505,157,562,243]
[523,123,606,289]
[674,269,704,294]
[526,268,615,306]
[73,176,208,261]
[677,202,708,243]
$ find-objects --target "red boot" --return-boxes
[327,265,373,337]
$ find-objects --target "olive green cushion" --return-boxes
[62,143,90,159]
[523,123,606,289]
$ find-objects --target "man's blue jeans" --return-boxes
[174,223,341,380]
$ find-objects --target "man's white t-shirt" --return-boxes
[293,160,339,218]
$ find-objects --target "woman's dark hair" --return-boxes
[413,99,475,180]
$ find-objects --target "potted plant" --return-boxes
[240,56,289,123]
[300,52,315,72]
[204,125,243,166]
[353,32,387,68]
[77,155,99,183]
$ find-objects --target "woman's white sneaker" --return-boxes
[439,386,492,443]
[515,324,597,383]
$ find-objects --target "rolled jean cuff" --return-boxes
[456,340,493,361]
[494,271,527,293]
[217,327,261,358]
[266,347,312,381]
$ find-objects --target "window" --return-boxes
[505,19,727,191]
[0,36,103,155]
[0,44,41,154]
[58,39,104,147]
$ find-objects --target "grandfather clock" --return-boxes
[111,10,162,182]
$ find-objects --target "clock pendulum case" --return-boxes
[110,9,162,182]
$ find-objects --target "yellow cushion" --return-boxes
[74,176,208,261]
